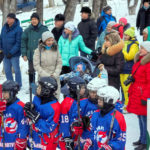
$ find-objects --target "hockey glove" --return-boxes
[0,100,6,112]
[64,138,74,150]
[14,138,27,150]
[83,138,92,150]
[100,144,112,150]
[71,121,83,136]
[82,116,90,130]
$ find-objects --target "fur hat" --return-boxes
[124,27,135,38]
[55,14,65,21]
[42,31,54,42]
[140,41,150,52]
[64,21,76,32]
[7,13,16,19]
[30,13,40,21]
[103,5,112,12]
[119,17,127,25]
[81,7,91,14]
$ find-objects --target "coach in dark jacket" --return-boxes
[136,0,150,35]
[78,7,97,57]
[0,13,22,87]
[100,32,124,90]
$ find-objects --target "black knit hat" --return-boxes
[103,5,112,12]
[30,13,40,20]
[143,0,150,4]
[81,6,91,14]
[7,13,16,19]
[55,14,65,21]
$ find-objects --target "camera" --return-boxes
[124,76,135,86]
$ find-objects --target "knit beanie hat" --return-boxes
[143,0,150,4]
[124,27,135,38]
[107,21,116,28]
[55,14,65,21]
[30,13,40,21]
[81,7,91,14]
[140,41,150,52]
[42,31,54,42]
[103,5,112,12]
[119,17,127,25]
[7,13,16,19]
[64,21,76,32]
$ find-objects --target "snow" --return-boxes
[0,0,143,149]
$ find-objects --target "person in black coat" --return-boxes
[78,7,97,57]
[52,14,65,43]
[136,0,150,35]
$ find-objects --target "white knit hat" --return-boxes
[64,21,76,32]
[42,31,54,42]
[140,41,150,52]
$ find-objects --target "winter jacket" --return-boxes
[122,38,139,74]
[97,11,116,36]
[100,40,124,90]
[78,18,97,51]
[0,19,22,57]
[127,53,150,116]
[58,29,92,67]
[136,6,150,35]
[52,25,64,43]
[21,23,48,61]
[33,40,62,99]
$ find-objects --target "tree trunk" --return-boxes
[2,0,10,25]
[89,0,93,8]
[99,0,107,14]
[80,0,84,8]
[37,0,43,23]
[128,0,139,15]
[48,0,55,7]
[64,0,78,22]
[10,0,16,13]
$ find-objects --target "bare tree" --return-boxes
[128,0,139,15]
[48,0,55,7]
[10,0,16,13]
[3,0,10,25]
[64,0,78,22]
[37,0,43,23]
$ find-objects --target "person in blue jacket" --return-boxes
[0,13,22,87]
[91,86,126,150]
[24,77,61,150]
[0,80,28,150]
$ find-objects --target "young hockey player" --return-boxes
[0,80,28,150]
[24,76,61,150]
[91,86,126,150]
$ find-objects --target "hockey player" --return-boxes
[59,76,86,150]
[24,76,61,150]
[0,80,28,150]
[91,86,126,150]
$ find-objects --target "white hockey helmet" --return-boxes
[87,77,107,91]
[97,86,120,104]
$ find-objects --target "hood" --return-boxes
[5,18,20,30]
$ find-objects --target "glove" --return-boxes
[64,138,74,150]
[141,99,147,106]
[0,100,6,112]
[100,144,112,150]
[82,116,90,130]
[91,51,98,61]
[71,121,83,136]
[6,53,12,59]
[14,138,27,150]
[83,138,92,150]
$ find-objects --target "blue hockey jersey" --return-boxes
[91,109,126,150]
[29,96,61,150]
[0,99,29,150]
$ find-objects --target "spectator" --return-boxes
[58,21,96,74]
[120,27,139,110]
[0,13,22,87]
[52,14,65,43]
[21,13,48,89]
[97,5,116,36]
[127,41,150,150]
[136,0,150,35]
[143,26,150,41]
[99,31,124,90]
[78,7,97,57]
[33,31,62,99]
[96,21,116,52]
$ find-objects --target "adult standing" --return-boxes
[127,41,150,150]
[0,13,22,87]
[78,7,97,57]
[97,5,116,36]
[52,14,65,43]
[21,13,48,88]
[136,0,150,35]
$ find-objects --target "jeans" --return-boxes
[3,56,22,87]
[138,115,147,144]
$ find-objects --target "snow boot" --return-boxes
[134,144,147,150]
[133,140,141,146]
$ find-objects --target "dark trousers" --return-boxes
[28,61,35,84]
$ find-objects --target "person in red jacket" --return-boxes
[127,41,150,150]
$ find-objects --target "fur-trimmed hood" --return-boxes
[134,52,150,65]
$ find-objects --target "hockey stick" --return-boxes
[76,85,81,150]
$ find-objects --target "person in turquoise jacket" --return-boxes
[58,21,96,74]
[143,26,150,41]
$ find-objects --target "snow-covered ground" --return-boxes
[0,0,143,149]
